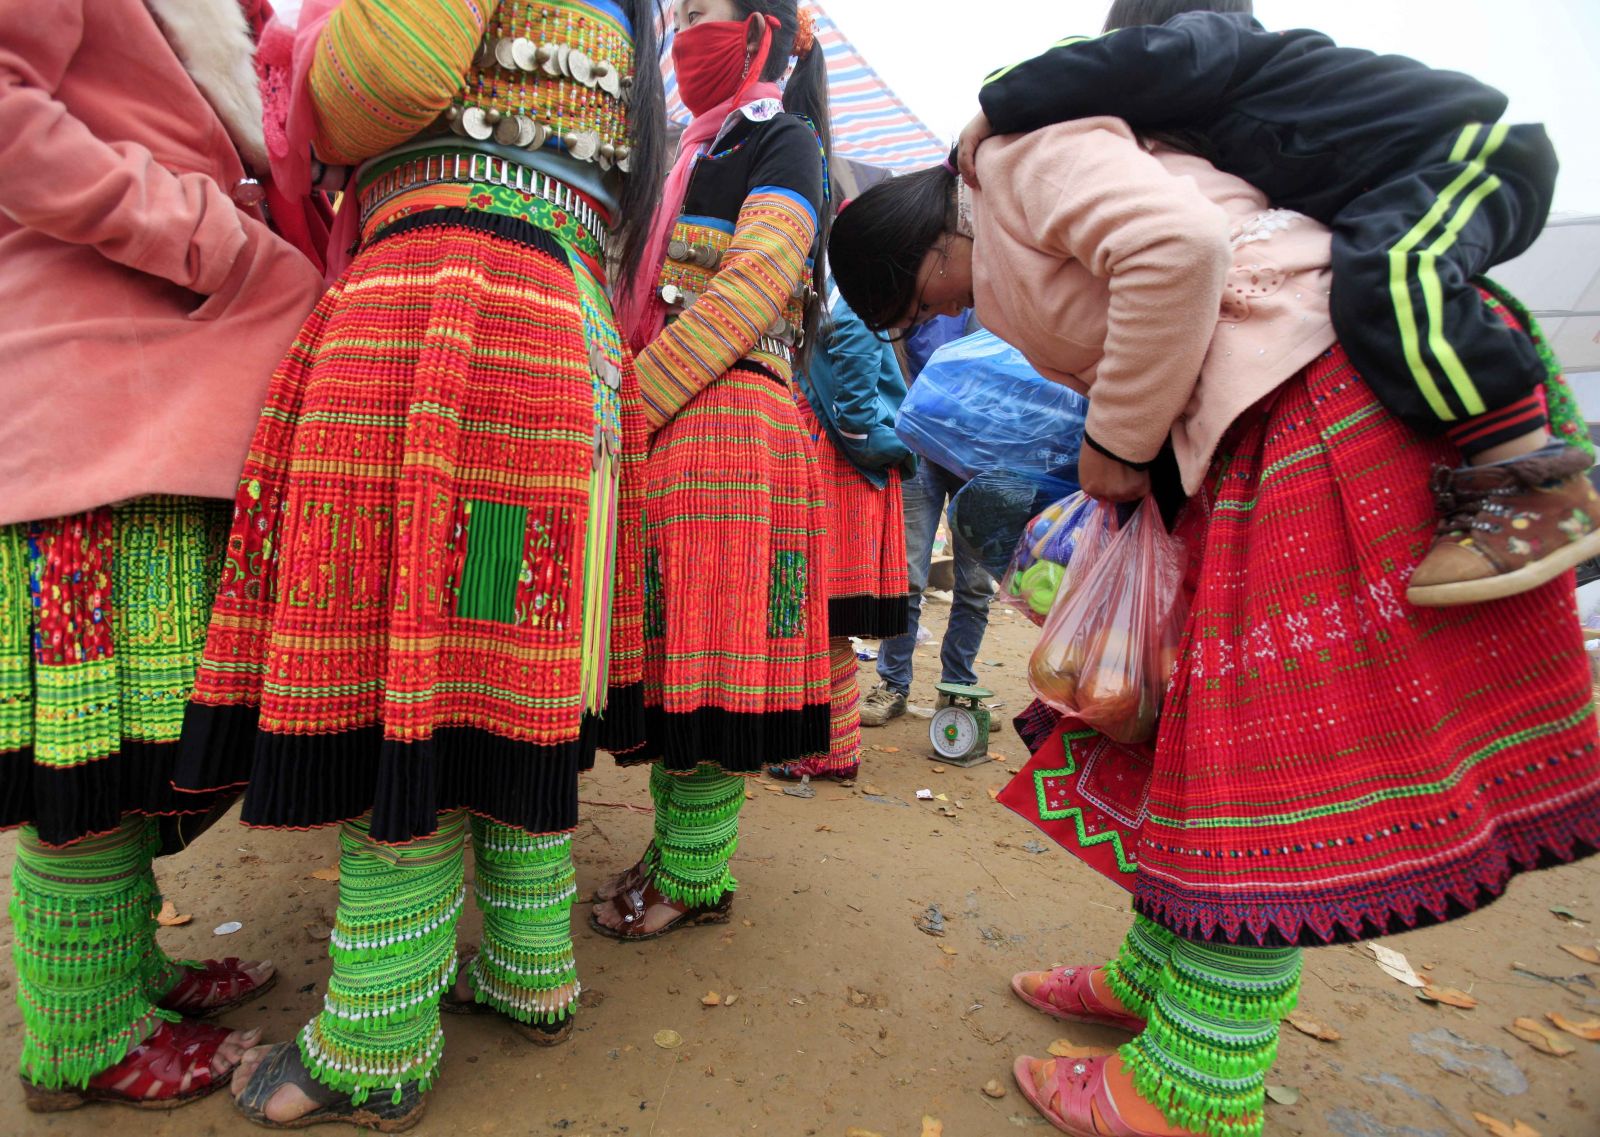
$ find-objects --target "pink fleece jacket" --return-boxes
[971,119,1338,493]
[0,0,324,526]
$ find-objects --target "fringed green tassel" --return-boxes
[649,763,743,906]
[1114,938,1302,1137]
[298,812,466,1103]
[10,819,181,1090]
[468,822,580,1025]
[1103,915,1178,1020]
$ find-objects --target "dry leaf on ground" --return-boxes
[701,991,721,1007]
[987,787,1001,801]
[938,944,958,956]
[1506,1017,1576,1056]
[1264,1085,1300,1106]
[155,900,192,927]
[1369,943,1426,988]
[921,1117,943,1137]
[1048,1040,1115,1059]
[982,1079,1007,1099]
[844,1130,885,1137]
[1546,1012,1600,1041]
[307,866,340,882]
[1558,944,1600,965]
[1420,985,1479,1009]
[881,746,900,754]
[1473,1111,1542,1137]
[862,784,886,796]
[1284,1011,1341,1041]
[815,824,832,832]
[723,993,739,1006]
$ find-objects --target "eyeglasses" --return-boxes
[871,242,950,343]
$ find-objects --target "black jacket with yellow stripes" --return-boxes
[977,12,1517,221]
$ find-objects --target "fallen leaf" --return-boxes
[882,746,900,754]
[156,900,192,927]
[1419,985,1478,1009]
[1284,1011,1341,1042]
[1369,943,1427,988]
[1546,1012,1600,1041]
[723,993,739,1006]
[921,1117,943,1137]
[1550,905,1587,924]
[1048,1040,1115,1059]
[1264,1085,1300,1106]
[989,752,1004,760]
[307,866,340,882]
[844,1130,885,1137]
[1506,1017,1575,1056]
[701,991,721,1007]
[937,944,958,956]
[1558,944,1600,965]
[815,824,832,832]
[982,1079,1007,1099]
[987,787,1001,801]
[934,792,949,802]
[652,1029,682,1049]
[745,789,756,800]
[1473,1112,1542,1137]
[303,922,332,941]
[862,784,885,796]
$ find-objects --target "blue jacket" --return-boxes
[799,287,914,489]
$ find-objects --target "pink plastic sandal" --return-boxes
[1013,1054,1143,1137]
[1011,966,1147,1033]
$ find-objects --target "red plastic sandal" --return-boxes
[1011,966,1147,1033]
[1014,1054,1144,1136]
[23,1018,242,1113]
[158,957,277,1018]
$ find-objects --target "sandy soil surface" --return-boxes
[2,598,1597,1137]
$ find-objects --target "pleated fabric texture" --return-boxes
[1137,342,1600,945]
[632,364,831,772]
[0,498,231,847]
[176,186,648,845]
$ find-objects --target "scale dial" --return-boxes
[930,706,981,759]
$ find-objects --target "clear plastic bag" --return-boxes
[998,492,1102,626]
[1027,497,1189,744]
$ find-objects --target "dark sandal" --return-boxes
[439,947,575,1047]
[22,1019,240,1113]
[159,958,279,1018]
[767,761,859,782]
[233,1042,427,1132]
[590,852,651,904]
[587,876,733,942]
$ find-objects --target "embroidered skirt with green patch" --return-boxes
[0,497,230,847]
[631,362,831,773]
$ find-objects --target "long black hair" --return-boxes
[734,0,834,366]
[827,163,955,334]
[613,0,668,290]
[1101,0,1251,30]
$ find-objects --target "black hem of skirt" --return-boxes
[0,743,238,849]
[618,703,830,773]
[598,682,647,756]
[827,594,910,639]
[176,703,603,846]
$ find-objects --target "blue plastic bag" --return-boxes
[896,330,1087,484]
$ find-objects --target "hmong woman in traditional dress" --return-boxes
[769,278,913,782]
[169,0,665,1126]
[829,118,1600,1137]
[0,0,328,1111]
[589,0,834,939]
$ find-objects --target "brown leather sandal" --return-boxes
[439,947,575,1046]
[589,851,652,904]
[587,875,733,942]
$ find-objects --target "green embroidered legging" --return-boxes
[10,818,189,1089]
[299,810,581,1105]
[647,763,744,906]
[1103,916,1302,1137]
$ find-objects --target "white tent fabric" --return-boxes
[1493,213,1600,374]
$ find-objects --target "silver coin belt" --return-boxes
[358,152,609,247]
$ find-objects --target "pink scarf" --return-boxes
[616,80,784,354]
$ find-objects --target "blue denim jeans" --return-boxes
[877,460,993,693]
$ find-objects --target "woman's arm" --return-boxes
[985,122,1231,470]
[635,116,825,432]
[0,2,248,294]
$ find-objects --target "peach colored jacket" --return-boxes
[0,0,323,526]
[971,118,1337,494]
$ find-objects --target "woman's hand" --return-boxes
[1079,445,1150,503]
[956,111,992,188]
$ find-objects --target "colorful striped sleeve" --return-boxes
[308,0,496,165]
[634,186,818,432]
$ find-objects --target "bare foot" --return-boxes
[589,891,686,936]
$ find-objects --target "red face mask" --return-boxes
[672,12,779,117]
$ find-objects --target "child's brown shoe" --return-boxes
[1408,444,1600,607]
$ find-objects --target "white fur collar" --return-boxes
[146,0,268,175]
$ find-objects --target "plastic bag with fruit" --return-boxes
[1027,497,1189,744]
[998,491,1106,626]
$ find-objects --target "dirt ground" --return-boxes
[2,596,1598,1137]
